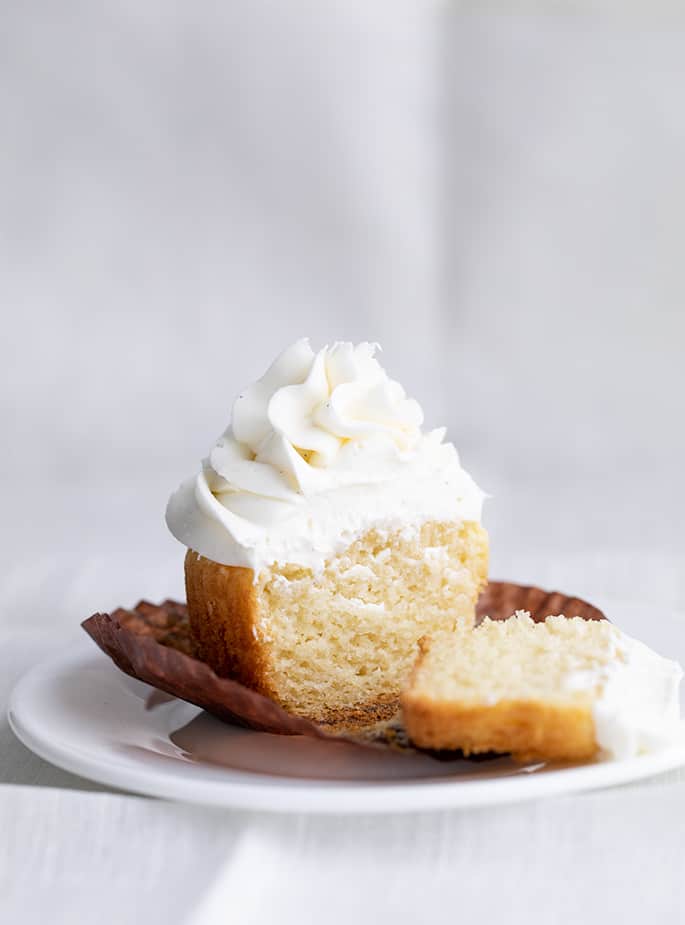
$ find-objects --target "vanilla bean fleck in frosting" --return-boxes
[166,339,484,572]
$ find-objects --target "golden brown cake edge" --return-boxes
[401,637,597,762]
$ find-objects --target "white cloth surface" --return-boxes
[2,780,685,925]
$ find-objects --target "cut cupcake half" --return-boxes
[186,520,488,727]
[168,339,487,728]
[401,612,683,761]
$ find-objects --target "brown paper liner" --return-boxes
[475,581,605,626]
[83,600,327,738]
[81,582,605,746]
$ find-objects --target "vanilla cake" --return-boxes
[402,612,683,761]
[167,339,487,726]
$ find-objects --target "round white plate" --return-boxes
[9,599,685,814]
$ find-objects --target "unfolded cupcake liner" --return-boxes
[81,582,605,750]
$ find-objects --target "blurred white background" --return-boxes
[1,3,684,629]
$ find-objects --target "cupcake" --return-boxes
[402,612,683,761]
[166,339,487,726]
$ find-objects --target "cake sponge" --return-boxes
[401,612,682,761]
[186,520,488,728]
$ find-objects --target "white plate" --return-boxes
[8,599,685,814]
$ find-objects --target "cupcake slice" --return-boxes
[401,612,683,761]
[167,339,487,726]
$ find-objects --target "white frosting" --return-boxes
[592,631,684,759]
[166,339,484,573]
[566,626,683,760]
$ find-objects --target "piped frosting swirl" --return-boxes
[166,339,484,572]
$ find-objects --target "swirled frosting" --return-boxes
[166,339,484,573]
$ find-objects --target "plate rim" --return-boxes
[8,635,685,815]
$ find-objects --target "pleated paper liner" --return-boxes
[81,581,605,753]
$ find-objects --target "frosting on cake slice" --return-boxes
[401,612,683,761]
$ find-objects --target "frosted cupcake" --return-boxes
[166,339,487,726]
